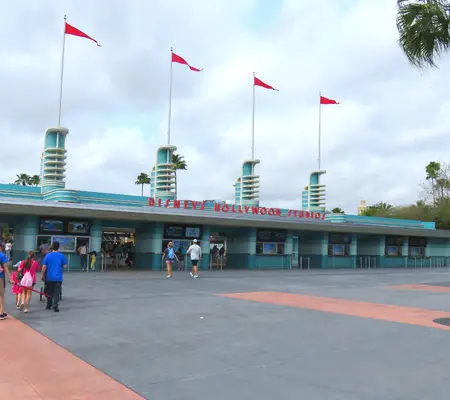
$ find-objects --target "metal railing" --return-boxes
[209,255,225,271]
[358,256,377,269]
[299,256,311,270]
[408,256,450,268]
[64,252,107,272]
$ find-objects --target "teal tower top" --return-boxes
[150,145,177,201]
[40,127,69,194]
[302,170,326,212]
[234,159,260,207]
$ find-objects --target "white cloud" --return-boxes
[0,0,449,214]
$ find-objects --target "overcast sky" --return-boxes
[0,0,448,214]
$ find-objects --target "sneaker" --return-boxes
[16,305,20,310]
[166,275,172,278]
[0,313,7,320]
[53,307,59,312]
[193,275,198,279]
[190,272,194,277]
[46,305,52,310]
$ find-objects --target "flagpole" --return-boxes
[58,15,67,127]
[167,47,174,145]
[318,91,322,170]
[251,72,256,159]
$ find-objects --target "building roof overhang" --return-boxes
[0,198,449,238]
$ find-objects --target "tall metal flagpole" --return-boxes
[318,91,322,170]
[167,47,174,145]
[251,72,256,159]
[58,15,67,127]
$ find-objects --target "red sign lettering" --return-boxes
[147,199,326,222]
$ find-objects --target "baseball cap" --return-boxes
[193,239,198,243]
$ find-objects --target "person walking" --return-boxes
[187,239,202,278]
[5,240,12,260]
[0,243,12,320]
[41,241,67,312]
[17,251,39,313]
[39,239,51,266]
[77,243,88,271]
[162,241,179,278]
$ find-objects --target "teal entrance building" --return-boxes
[0,128,449,271]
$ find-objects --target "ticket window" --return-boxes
[408,237,426,258]
[385,236,405,257]
[328,234,351,256]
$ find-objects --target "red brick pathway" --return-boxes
[219,291,450,330]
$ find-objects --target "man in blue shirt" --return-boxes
[41,241,67,312]
[0,243,12,320]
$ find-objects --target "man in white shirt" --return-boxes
[4,241,12,260]
[77,244,88,272]
[187,239,202,278]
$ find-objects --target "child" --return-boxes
[90,251,97,271]
[18,251,39,313]
[11,270,23,309]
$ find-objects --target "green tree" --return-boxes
[362,202,394,217]
[30,174,40,186]
[397,0,450,68]
[358,162,450,229]
[172,153,187,199]
[14,173,31,186]
[331,207,344,214]
[135,172,150,196]
[425,161,441,202]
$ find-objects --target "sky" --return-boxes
[1,0,449,214]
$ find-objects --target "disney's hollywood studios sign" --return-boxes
[148,198,326,221]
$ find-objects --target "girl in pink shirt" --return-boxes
[18,251,39,313]
[11,270,23,308]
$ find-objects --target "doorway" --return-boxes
[102,229,135,269]
[210,236,227,269]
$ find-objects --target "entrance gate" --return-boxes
[102,229,135,269]
[210,237,227,270]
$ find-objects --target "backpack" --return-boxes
[167,247,175,260]
[20,271,33,288]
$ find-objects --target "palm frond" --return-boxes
[397,0,450,68]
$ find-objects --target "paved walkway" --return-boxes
[4,268,450,399]
[0,316,143,399]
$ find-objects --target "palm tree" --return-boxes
[135,173,150,196]
[14,173,31,186]
[426,161,441,203]
[172,153,187,199]
[397,0,450,68]
[331,207,344,214]
[30,175,40,186]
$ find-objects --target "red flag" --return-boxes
[171,52,202,72]
[254,76,278,91]
[320,95,339,105]
[65,22,101,47]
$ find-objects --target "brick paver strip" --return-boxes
[219,291,450,330]
[0,317,145,400]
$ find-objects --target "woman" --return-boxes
[18,251,39,313]
[162,242,179,278]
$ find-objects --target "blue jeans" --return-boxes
[80,254,87,270]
